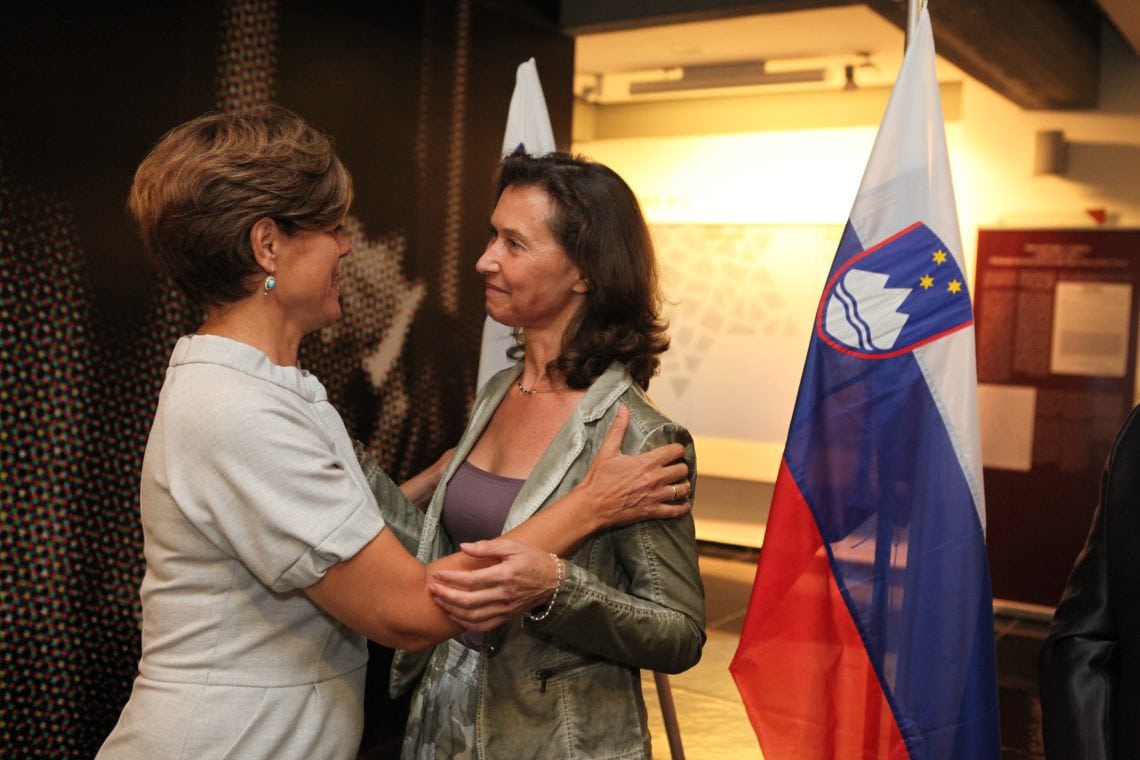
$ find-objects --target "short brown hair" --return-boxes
[128,105,352,310]
[496,151,669,390]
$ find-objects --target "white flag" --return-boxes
[476,58,556,391]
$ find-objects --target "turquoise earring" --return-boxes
[263,275,276,296]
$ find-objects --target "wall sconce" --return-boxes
[1033,129,1068,175]
[843,52,875,92]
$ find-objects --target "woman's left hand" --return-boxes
[427,539,560,631]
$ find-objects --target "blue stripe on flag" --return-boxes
[784,222,999,757]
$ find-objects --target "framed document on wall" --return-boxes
[974,228,1140,606]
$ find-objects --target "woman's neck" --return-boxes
[199,297,303,366]
[519,328,566,389]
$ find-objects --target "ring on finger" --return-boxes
[670,483,678,501]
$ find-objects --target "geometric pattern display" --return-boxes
[437,0,471,317]
[0,156,93,757]
[649,224,839,444]
[2,0,519,754]
[300,217,424,477]
[0,132,202,751]
[217,0,277,112]
[1,1,276,754]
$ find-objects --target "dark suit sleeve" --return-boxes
[1038,491,1116,760]
[1038,405,1140,759]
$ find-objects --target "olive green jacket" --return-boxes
[365,362,706,759]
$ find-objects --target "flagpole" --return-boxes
[905,0,926,50]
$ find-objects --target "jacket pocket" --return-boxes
[528,659,649,759]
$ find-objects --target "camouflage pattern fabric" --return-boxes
[402,639,481,759]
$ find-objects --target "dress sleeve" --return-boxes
[163,375,384,592]
[524,418,706,674]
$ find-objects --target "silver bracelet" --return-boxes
[525,553,565,623]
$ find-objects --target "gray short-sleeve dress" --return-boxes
[97,334,385,759]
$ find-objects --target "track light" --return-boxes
[574,52,884,104]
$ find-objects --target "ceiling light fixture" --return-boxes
[628,60,827,96]
[574,52,885,104]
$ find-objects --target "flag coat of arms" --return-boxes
[476,57,556,390]
[729,8,1001,758]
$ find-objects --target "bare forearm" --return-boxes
[309,527,537,649]
[306,529,464,651]
[430,489,601,571]
[398,469,438,510]
[399,447,455,510]
[501,487,602,556]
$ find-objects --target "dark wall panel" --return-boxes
[0,1,573,756]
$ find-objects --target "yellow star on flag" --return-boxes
[919,274,934,290]
[947,279,962,294]
[932,249,948,265]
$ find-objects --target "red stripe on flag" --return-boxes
[730,459,909,759]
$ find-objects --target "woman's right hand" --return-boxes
[575,406,691,529]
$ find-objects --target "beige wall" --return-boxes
[571,24,1140,495]
[573,24,1140,282]
[957,26,1140,235]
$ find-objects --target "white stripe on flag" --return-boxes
[847,13,985,527]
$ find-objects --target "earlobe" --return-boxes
[572,277,590,294]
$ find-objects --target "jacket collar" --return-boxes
[427,362,633,536]
[502,361,631,531]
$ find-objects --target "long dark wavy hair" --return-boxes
[496,151,668,390]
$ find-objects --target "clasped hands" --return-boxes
[428,406,691,631]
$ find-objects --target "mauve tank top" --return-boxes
[441,460,525,545]
[441,460,526,649]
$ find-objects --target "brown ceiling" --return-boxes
[559,0,1137,111]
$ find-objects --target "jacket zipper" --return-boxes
[534,659,597,693]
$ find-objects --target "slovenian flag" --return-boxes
[476,57,556,390]
[729,8,1001,758]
